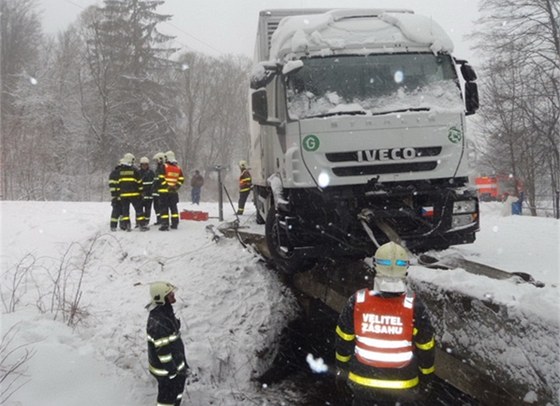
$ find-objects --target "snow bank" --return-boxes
[1,201,297,405]
[408,203,560,404]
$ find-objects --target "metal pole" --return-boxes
[555,190,560,219]
[218,168,224,221]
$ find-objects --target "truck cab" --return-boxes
[250,9,480,271]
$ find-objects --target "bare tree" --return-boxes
[0,0,42,199]
[473,0,560,214]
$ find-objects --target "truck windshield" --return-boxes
[285,53,462,119]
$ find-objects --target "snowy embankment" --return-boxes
[1,201,297,406]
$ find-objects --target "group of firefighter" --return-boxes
[146,244,435,406]
[109,151,184,232]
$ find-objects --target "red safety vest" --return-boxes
[164,163,183,189]
[353,289,415,369]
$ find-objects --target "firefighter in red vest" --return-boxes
[335,242,435,405]
[237,160,252,215]
[156,151,184,231]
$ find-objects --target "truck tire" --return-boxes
[253,188,266,224]
[265,205,307,274]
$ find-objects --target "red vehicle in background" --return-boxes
[475,175,524,202]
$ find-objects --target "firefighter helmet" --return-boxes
[153,152,164,162]
[140,156,149,164]
[165,150,177,163]
[149,281,176,305]
[122,153,135,166]
[239,160,248,169]
[373,242,409,292]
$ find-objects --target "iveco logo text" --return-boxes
[357,147,416,162]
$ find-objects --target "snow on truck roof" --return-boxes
[269,9,454,61]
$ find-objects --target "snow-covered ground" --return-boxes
[1,201,559,405]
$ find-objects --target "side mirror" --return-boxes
[252,89,269,124]
[465,82,479,115]
[461,63,477,82]
[250,62,279,90]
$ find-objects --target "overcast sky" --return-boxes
[39,0,482,65]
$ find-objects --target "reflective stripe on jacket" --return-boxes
[117,166,143,198]
[239,169,252,192]
[157,163,184,193]
[147,303,188,377]
[335,288,435,392]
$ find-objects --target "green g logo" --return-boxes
[303,134,320,151]
[448,127,462,144]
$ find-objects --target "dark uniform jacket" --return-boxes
[335,289,435,399]
[117,164,143,198]
[109,166,120,201]
[139,168,155,199]
[147,303,188,378]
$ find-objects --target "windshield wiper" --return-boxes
[370,107,430,116]
[307,110,368,119]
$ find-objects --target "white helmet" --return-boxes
[165,150,177,163]
[153,152,164,162]
[373,242,409,293]
[140,156,149,164]
[123,153,135,166]
[239,160,248,169]
[149,281,176,306]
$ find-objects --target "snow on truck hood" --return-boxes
[269,9,454,61]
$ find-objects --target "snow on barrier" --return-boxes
[410,275,559,406]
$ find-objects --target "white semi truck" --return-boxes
[249,9,480,272]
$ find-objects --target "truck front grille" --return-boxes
[326,146,441,162]
[332,161,438,176]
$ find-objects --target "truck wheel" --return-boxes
[265,205,306,274]
[253,188,266,224]
[255,207,265,225]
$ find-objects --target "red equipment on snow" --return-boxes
[180,210,209,221]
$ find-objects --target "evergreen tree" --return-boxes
[83,0,178,169]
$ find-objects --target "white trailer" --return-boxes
[249,9,480,272]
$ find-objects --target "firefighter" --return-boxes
[118,153,148,231]
[335,242,435,406]
[146,281,189,406]
[139,156,155,226]
[237,160,252,215]
[152,152,165,225]
[156,151,184,231]
[109,159,123,231]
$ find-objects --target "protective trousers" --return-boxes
[159,193,179,228]
[142,198,153,224]
[237,190,250,215]
[155,373,186,406]
[120,197,145,229]
[110,200,121,229]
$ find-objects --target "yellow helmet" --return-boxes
[149,281,176,305]
[239,160,248,169]
[373,242,409,292]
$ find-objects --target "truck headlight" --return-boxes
[453,200,477,214]
[451,214,476,228]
